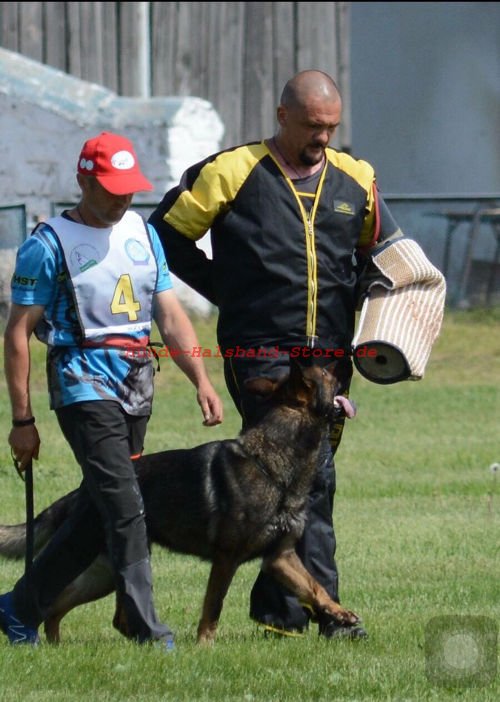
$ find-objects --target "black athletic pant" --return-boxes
[13,400,171,643]
[224,352,343,632]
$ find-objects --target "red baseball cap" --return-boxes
[77,132,153,195]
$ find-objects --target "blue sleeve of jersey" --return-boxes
[11,228,59,305]
[148,223,173,294]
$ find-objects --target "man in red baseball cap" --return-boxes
[72,132,155,228]
[1,132,223,650]
[77,131,154,196]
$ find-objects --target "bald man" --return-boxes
[149,70,404,640]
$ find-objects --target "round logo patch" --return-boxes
[70,244,100,273]
[125,238,150,265]
[111,150,135,171]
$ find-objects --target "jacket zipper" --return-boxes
[305,211,318,346]
[266,142,323,346]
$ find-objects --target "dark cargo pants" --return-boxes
[13,400,171,643]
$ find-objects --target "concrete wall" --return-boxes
[0,47,224,315]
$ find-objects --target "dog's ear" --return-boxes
[288,357,307,383]
[286,358,313,405]
[244,376,280,398]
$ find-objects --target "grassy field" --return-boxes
[0,307,499,701]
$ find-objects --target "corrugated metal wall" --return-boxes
[0,1,351,150]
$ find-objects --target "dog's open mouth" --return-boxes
[333,395,356,419]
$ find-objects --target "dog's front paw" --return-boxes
[317,605,360,629]
[335,606,360,625]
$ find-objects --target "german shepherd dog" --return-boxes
[0,359,359,645]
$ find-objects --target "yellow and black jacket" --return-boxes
[149,141,390,352]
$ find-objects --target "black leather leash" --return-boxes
[12,450,35,576]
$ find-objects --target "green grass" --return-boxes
[0,307,499,701]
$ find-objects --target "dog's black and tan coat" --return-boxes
[0,360,359,645]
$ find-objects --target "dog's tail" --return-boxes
[0,488,79,560]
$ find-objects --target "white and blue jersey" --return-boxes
[11,211,173,415]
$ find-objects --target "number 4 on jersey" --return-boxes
[111,274,141,321]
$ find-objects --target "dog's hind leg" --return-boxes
[262,549,360,627]
[44,555,115,643]
[196,554,239,645]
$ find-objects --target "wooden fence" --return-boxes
[0,1,351,149]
